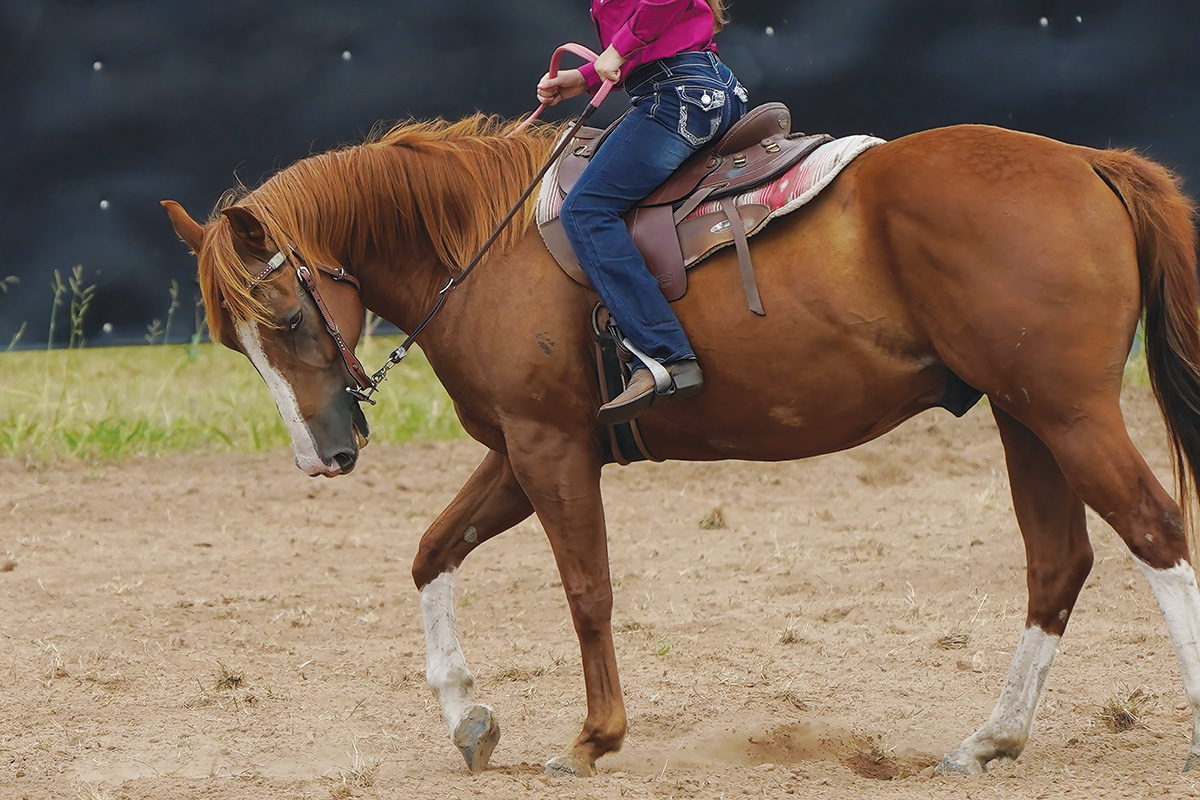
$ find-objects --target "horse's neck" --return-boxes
[356,250,449,337]
[351,132,553,334]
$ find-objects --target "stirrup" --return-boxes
[619,337,672,393]
[667,359,703,400]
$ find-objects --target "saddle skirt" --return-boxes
[536,103,884,315]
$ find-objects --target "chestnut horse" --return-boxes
[163,114,1200,777]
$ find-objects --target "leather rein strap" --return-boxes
[343,46,614,404]
[252,246,378,403]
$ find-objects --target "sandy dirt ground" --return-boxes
[4,383,1200,800]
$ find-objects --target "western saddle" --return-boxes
[539,102,832,315]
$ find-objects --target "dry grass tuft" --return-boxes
[288,608,314,628]
[214,660,245,691]
[779,689,811,710]
[325,752,383,798]
[779,626,811,645]
[1099,685,1156,732]
[935,630,971,650]
[699,507,727,530]
[490,654,566,683]
[493,665,547,682]
[75,782,111,800]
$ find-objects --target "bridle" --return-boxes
[250,241,462,405]
[249,45,614,406]
[251,245,378,403]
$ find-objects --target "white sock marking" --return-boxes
[420,571,476,735]
[946,626,1059,771]
[1137,560,1200,755]
[234,320,328,475]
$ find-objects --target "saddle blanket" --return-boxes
[536,133,885,270]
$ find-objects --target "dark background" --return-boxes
[1,1,1197,348]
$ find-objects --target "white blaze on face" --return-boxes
[234,319,330,475]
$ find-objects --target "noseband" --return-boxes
[252,246,378,403]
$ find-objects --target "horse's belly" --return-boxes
[639,360,948,462]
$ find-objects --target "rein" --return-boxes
[249,46,611,405]
[348,45,613,404]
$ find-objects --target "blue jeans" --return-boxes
[561,52,748,365]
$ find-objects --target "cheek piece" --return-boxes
[252,246,376,403]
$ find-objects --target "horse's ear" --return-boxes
[161,199,205,254]
[221,206,271,254]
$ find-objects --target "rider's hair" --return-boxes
[706,0,730,32]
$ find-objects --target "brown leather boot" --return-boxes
[597,360,703,426]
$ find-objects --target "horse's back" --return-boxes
[641,124,1142,460]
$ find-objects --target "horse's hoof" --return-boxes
[453,704,500,772]
[1184,751,1200,772]
[544,752,597,778]
[934,750,984,776]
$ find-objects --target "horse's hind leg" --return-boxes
[974,399,1200,772]
[940,408,1094,774]
[1030,406,1200,770]
[412,449,535,772]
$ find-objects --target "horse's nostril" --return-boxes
[332,452,357,474]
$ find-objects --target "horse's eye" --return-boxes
[287,310,303,331]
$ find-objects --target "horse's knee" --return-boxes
[410,518,496,589]
[562,582,615,635]
[412,544,448,590]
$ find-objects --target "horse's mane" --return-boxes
[199,113,563,340]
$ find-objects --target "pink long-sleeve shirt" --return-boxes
[578,0,718,93]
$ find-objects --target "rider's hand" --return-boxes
[537,69,587,106]
[594,45,625,84]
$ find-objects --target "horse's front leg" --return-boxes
[508,429,625,777]
[413,448,535,772]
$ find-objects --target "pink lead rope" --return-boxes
[510,43,615,137]
[353,46,615,403]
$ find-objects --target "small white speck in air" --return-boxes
[341,50,352,61]
[92,61,103,71]
[1039,17,1049,27]
[99,199,110,210]
[765,26,775,36]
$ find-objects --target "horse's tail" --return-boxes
[1092,149,1200,541]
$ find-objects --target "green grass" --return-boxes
[0,314,1156,464]
[1123,342,1150,389]
[0,336,464,462]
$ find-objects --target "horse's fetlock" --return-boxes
[579,713,627,755]
[427,664,474,694]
